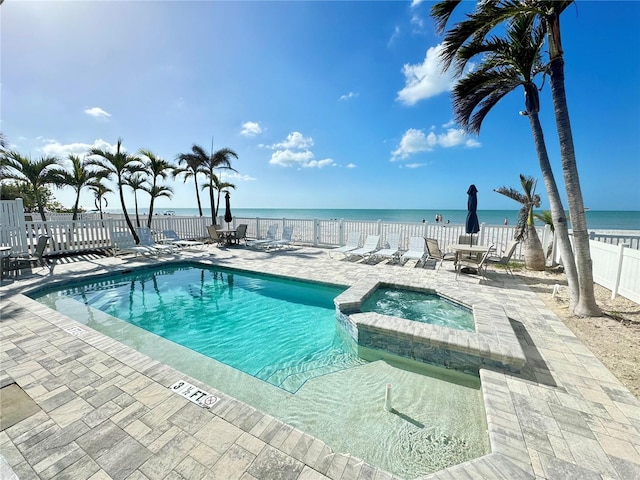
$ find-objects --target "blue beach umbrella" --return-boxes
[465,184,480,245]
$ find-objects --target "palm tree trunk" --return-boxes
[134,193,141,228]
[529,113,579,309]
[119,182,139,244]
[72,191,80,222]
[546,13,600,316]
[209,181,216,225]
[524,225,546,271]
[194,180,203,217]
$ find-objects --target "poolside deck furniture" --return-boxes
[9,235,55,275]
[346,234,380,262]
[162,229,204,248]
[372,232,401,263]
[228,224,248,245]
[207,225,224,246]
[401,236,427,266]
[328,231,361,258]
[111,231,158,257]
[248,224,279,249]
[136,227,177,254]
[425,237,456,271]
[485,240,519,277]
[267,225,294,250]
[454,244,495,280]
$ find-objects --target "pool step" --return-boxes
[261,351,367,393]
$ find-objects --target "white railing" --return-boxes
[3,207,639,303]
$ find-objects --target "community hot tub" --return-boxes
[335,278,526,375]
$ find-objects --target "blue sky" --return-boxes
[2,1,639,212]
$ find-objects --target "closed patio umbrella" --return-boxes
[465,184,480,246]
[224,191,233,228]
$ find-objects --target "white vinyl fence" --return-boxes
[589,240,640,303]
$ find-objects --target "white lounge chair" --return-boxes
[112,231,157,257]
[329,231,361,258]
[136,227,176,254]
[248,224,279,249]
[346,234,380,261]
[401,236,427,266]
[373,232,401,263]
[162,229,204,248]
[267,225,294,250]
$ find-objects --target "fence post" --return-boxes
[611,243,628,300]
[313,219,320,247]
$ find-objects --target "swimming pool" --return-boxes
[30,263,489,478]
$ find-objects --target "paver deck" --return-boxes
[1,245,639,479]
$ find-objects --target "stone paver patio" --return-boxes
[1,244,639,479]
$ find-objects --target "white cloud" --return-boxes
[346,163,357,169]
[305,159,335,168]
[391,127,480,161]
[220,171,256,182]
[84,107,111,118]
[240,121,263,137]
[411,0,424,7]
[388,25,400,47]
[38,138,115,160]
[397,43,456,105]
[339,92,359,101]
[269,131,314,150]
[269,149,335,169]
[411,14,424,30]
[442,119,456,128]
[404,163,426,169]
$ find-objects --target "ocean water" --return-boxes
[145,208,640,231]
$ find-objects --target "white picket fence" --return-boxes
[1,202,638,303]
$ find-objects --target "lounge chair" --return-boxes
[228,224,248,245]
[10,235,55,275]
[112,231,158,257]
[425,237,456,271]
[346,234,380,262]
[401,236,427,266]
[267,225,294,250]
[485,240,519,277]
[372,232,401,263]
[136,227,176,254]
[162,229,204,248]
[248,224,279,249]
[328,231,361,258]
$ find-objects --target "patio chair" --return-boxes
[207,225,224,246]
[10,235,55,275]
[328,231,361,258]
[266,225,294,250]
[112,231,158,257]
[373,232,401,263]
[162,229,204,248]
[456,244,495,280]
[425,237,456,271]
[136,227,176,254]
[401,236,427,267]
[228,224,248,245]
[485,240,519,277]
[248,224,279,249]
[346,234,380,262]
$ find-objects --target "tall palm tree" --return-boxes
[178,144,238,224]
[0,151,64,221]
[87,138,144,243]
[123,172,148,228]
[495,175,546,271]
[431,0,600,316]
[212,177,236,218]
[139,149,174,228]
[89,182,112,220]
[175,149,205,217]
[450,14,579,307]
[57,155,106,221]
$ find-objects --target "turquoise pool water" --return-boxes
[30,264,489,479]
[361,288,475,332]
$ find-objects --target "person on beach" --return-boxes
[504,218,509,225]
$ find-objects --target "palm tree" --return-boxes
[0,151,64,221]
[495,175,546,271]
[212,177,236,218]
[431,0,600,316]
[87,138,144,243]
[57,155,106,221]
[123,172,148,228]
[449,14,579,307]
[178,144,238,224]
[175,149,205,217]
[139,149,174,228]
[89,182,112,220]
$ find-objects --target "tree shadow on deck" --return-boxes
[507,318,559,389]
